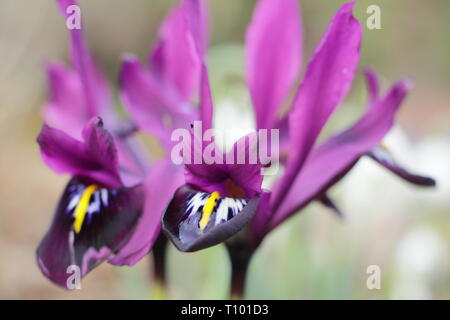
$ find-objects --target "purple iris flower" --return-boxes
[37,118,142,286]
[36,0,201,288]
[160,0,435,297]
[36,0,435,298]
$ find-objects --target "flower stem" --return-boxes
[151,234,168,300]
[226,242,254,300]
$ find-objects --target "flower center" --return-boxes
[225,179,246,198]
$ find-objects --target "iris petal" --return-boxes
[269,72,410,231]
[37,118,122,188]
[150,0,208,100]
[119,56,196,151]
[271,2,361,213]
[162,185,260,252]
[108,159,184,266]
[57,0,112,117]
[43,62,88,140]
[368,146,436,186]
[36,177,143,288]
[246,0,302,130]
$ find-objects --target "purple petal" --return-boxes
[270,77,410,230]
[57,0,112,117]
[42,62,145,187]
[274,115,290,164]
[119,56,195,151]
[187,0,212,129]
[226,134,264,197]
[246,0,302,129]
[183,122,228,185]
[185,164,229,193]
[114,137,150,186]
[199,64,213,132]
[368,146,436,186]
[150,0,208,101]
[43,62,87,139]
[184,133,263,198]
[81,117,122,185]
[37,124,92,175]
[184,0,208,56]
[271,2,361,213]
[37,178,143,288]
[51,1,147,187]
[109,160,184,266]
[364,68,380,107]
[37,119,122,188]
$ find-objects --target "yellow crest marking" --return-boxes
[73,185,99,233]
[199,192,220,230]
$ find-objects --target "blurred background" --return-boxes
[0,0,449,299]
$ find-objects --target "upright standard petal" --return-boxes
[271,2,361,212]
[109,160,185,266]
[183,131,263,196]
[119,56,195,151]
[183,0,208,56]
[37,118,122,188]
[82,117,121,182]
[246,0,302,130]
[57,0,112,117]
[225,134,264,197]
[199,64,214,132]
[37,178,143,288]
[43,62,88,139]
[150,0,208,101]
[270,76,410,230]
[50,0,148,183]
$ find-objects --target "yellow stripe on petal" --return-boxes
[73,185,98,233]
[199,192,220,230]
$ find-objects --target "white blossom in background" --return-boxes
[391,226,447,299]
[213,95,255,153]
